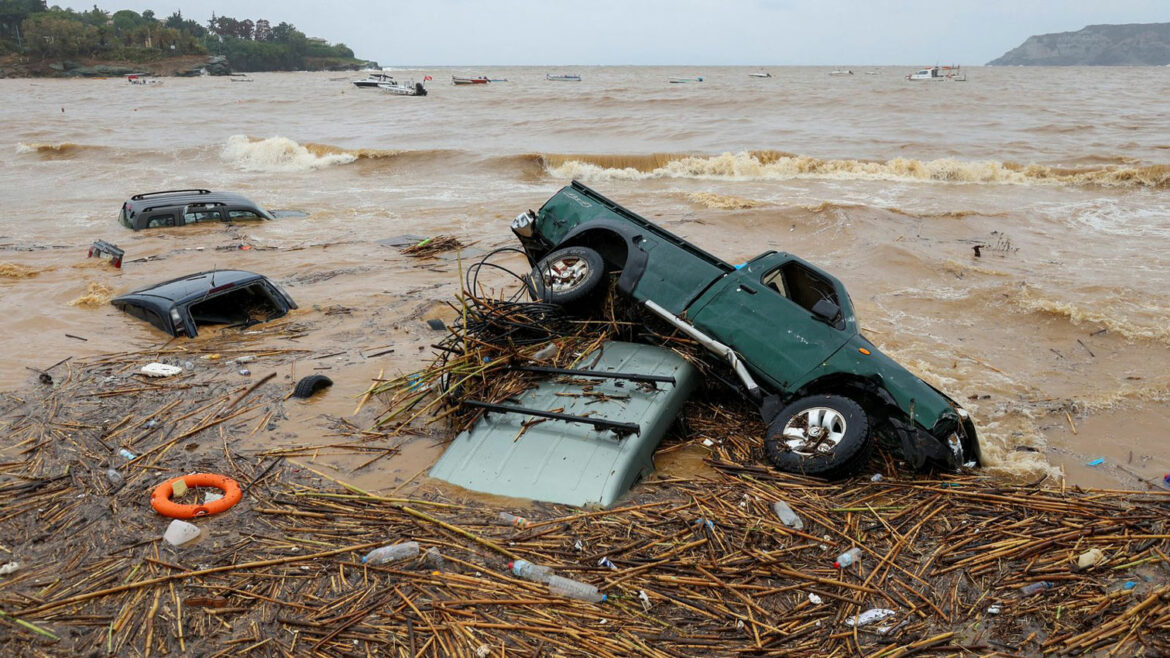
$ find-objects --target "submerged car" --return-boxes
[510,181,981,478]
[112,270,296,337]
[119,189,273,230]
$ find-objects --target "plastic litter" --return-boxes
[531,343,558,361]
[171,479,188,498]
[1122,581,1137,591]
[498,511,530,529]
[183,361,195,371]
[106,468,123,485]
[771,500,804,530]
[1076,547,1105,569]
[638,590,651,610]
[362,541,420,564]
[238,369,251,376]
[0,562,19,576]
[1086,457,1105,466]
[987,604,1002,615]
[141,363,183,378]
[808,592,822,605]
[598,556,617,570]
[144,419,158,429]
[547,575,605,603]
[693,518,715,532]
[163,519,201,546]
[845,608,896,627]
[234,355,255,364]
[508,559,554,583]
[425,547,447,572]
[834,547,862,568]
[204,491,224,505]
[870,473,884,482]
[1020,581,1053,596]
[118,448,136,460]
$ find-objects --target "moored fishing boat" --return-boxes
[353,72,394,88]
[668,76,703,83]
[452,75,490,85]
[906,65,966,81]
[748,71,772,78]
[545,73,581,81]
[379,77,429,96]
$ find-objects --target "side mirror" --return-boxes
[811,298,840,325]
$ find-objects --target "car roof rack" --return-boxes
[131,189,211,200]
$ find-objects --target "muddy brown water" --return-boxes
[2,67,1169,492]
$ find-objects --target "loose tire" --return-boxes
[764,394,872,479]
[530,246,606,310]
[292,374,333,399]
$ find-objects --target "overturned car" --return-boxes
[511,181,981,478]
[112,270,296,337]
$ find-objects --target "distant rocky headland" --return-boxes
[988,22,1170,66]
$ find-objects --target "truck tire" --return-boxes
[764,394,872,479]
[531,246,605,310]
[292,375,333,399]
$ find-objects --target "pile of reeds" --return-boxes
[1,288,1168,656]
[400,236,466,259]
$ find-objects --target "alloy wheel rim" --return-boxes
[782,406,847,456]
[543,256,590,292]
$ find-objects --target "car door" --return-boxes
[688,254,852,392]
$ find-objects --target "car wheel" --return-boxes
[531,246,605,310]
[292,375,333,399]
[763,394,872,479]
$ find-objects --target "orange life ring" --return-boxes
[151,473,242,519]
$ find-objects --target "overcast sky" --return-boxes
[91,1,1167,65]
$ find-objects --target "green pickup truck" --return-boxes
[510,181,981,478]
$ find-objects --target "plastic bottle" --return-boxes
[834,547,863,568]
[106,468,124,485]
[547,575,606,603]
[498,511,530,529]
[771,500,804,530]
[362,541,420,565]
[508,559,554,583]
[1020,581,1053,596]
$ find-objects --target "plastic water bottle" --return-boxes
[771,500,804,530]
[509,559,554,583]
[1020,581,1053,596]
[547,575,606,603]
[498,511,530,529]
[106,468,123,485]
[362,541,419,565]
[834,547,863,568]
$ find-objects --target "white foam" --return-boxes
[220,135,356,172]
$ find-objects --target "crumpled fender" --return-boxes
[557,219,649,295]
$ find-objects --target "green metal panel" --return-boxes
[429,342,699,508]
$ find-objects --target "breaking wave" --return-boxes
[543,151,1170,189]
[686,192,762,209]
[221,135,358,172]
[16,142,102,158]
[69,281,113,308]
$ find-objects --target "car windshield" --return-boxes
[762,262,840,316]
[188,283,284,329]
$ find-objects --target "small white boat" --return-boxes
[829,69,853,76]
[748,71,772,78]
[906,65,966,81]
[452,75,490,85]
[379,79,428,96]
[668,76,703,83]
[546,73,581,82]
[353,72,395,88]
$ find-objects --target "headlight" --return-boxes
[511,211,535,237]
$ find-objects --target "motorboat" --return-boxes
[353,72,394,88]
[829,69,853,76]
[379,79,428,96]
[452,76,490,85]
[545,73,581,81]
[748,71,772,78]
[668,76,703,83]
[906,65,966,81]
[126,74,162,85]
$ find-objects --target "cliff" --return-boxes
[987,23,1170,66]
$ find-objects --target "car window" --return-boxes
[146,214,175,228]
[762,263,838,314]
[227,210,263,220]
[184,210,222,224]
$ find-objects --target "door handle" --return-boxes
[738,284,758,294]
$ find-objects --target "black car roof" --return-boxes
[125,190,261,213]
[114,270,270,306]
